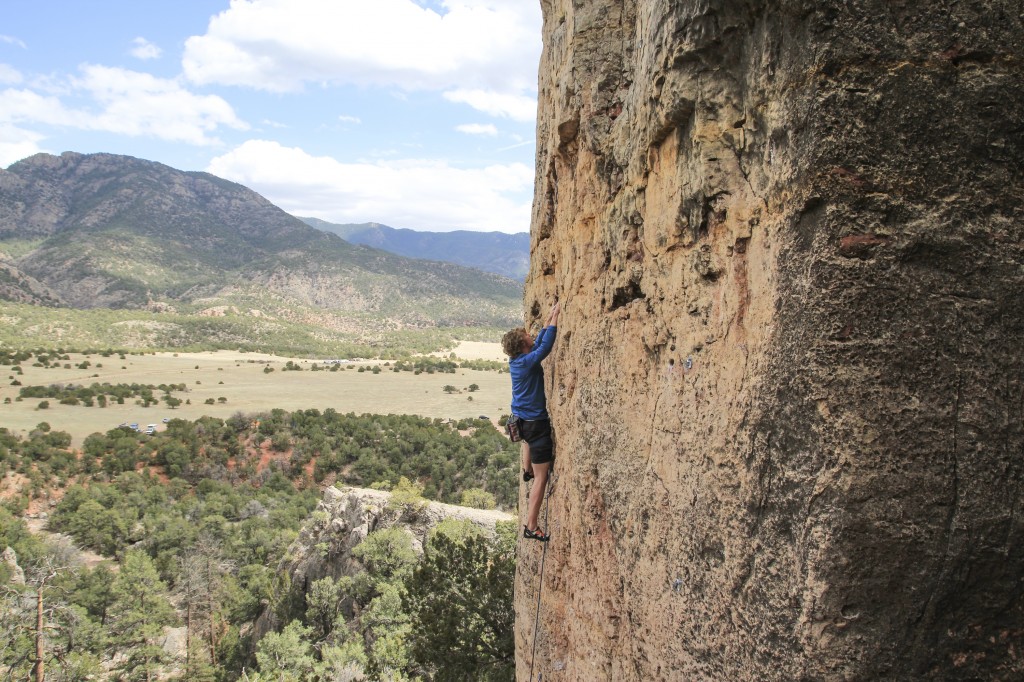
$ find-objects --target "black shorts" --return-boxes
[521,418,554,465]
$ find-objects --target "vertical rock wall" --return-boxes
[516,1,1024,679]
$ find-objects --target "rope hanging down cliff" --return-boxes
[529,468,554,682]
[507,296,561,680]
[529,313,559,681]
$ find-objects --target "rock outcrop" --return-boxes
[1,547,25,585]
[253,486,512,642]
[517,1,1023,679]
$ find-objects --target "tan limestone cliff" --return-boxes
[516,1,1024,679]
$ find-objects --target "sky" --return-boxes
[0,0,542,233]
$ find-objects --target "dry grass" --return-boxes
[431,341,507,361]
[0,343,511,446]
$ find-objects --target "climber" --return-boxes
[502,301,560,542]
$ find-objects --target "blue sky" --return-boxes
[0,0,542,232]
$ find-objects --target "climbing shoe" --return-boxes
[523,525,550,542]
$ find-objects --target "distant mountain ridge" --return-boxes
[0,152,523,348]
[301,217,531,281]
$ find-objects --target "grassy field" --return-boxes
[0,342,511,446]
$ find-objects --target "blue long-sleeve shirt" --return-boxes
[509,325,556,420]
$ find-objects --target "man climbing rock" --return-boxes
[502,301,560,542]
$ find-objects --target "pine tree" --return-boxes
[403,521,515,681]
[1,549,101,681]
[194,534,234,669]
[255,620,315,681]
[108,550,177,681]
[177,535,232,680]
[177,553,215,681]
[72,563,115,625]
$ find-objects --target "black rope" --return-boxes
[530,302,559,681]
[528,470,553,681]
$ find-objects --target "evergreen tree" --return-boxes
[108,550,177,681]
[363,583,412,680]
[189,534,235,669]
[351,528,417,589]
[403,522,516,681]
[1,549,102,682]
[305,576,342,641]
[255,620,315,681]
[177,553,216,681]
[72,564,115,625]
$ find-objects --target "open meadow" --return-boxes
[0,341,511,446]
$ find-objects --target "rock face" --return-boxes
[2,547,25,585]
[517,1,1023,680]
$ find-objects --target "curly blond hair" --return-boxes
[502,326,527,358]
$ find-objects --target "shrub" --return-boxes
[460,488,496,510]
[388,477,427,518]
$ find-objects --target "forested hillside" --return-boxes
[0,402,519,680]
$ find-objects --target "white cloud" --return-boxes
[443,89,535,121]
[207,139,532,232]
[496,139,533,152]
[73,65,249,145]
[182,0,539,117]
[0,88,79,127]
[130,37,163,60]
[0,35,27,50]
[0,65,248,146]
[338,115,361,124]
[0,123,45,167]
[0,64,22,85]
[455,123,497,136]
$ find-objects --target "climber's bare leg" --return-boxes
[526,461,551,532]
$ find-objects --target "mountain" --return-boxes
[0,153,523,342]
[300,217,531,281]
